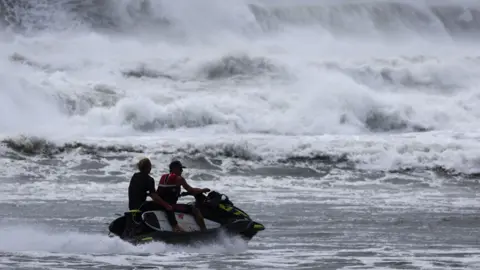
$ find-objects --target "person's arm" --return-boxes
[178,176,209,194]
[150,193,172,210]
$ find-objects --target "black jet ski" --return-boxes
[108,190,265,245]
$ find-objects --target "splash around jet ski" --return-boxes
[108,190,265,245]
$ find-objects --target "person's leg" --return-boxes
[171,204,206,231]
[185,204,207,232]
[139,201,157,212]
[194,208,207,231]
[165,210,181,231]
[141,202,182,232]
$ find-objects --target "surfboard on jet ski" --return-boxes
[107,190,265,245]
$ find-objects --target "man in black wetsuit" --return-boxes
[128,157,171,212]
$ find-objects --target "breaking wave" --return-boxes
[1,0,480,178]
[2,0,480,39]
[3,135,480,178]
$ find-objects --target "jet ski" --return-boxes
[108,190,265,245]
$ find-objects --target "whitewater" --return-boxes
[1,0,480,269]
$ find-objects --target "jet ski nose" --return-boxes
[252,222,265,231]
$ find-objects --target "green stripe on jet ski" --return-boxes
[253,224,264,230]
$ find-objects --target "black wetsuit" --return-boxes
[128,172,162,211]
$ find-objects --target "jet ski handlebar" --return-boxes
[179,190,212,197]
[179,191,192,197]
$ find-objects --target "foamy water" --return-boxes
[1,0,480,269]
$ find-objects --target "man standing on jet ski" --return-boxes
[157,160,210,233]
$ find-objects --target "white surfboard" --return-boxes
[142,210,221,232]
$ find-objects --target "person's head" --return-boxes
[137,157,152,174]
[169,160,186,175]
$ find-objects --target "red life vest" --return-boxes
[157,173,181,204]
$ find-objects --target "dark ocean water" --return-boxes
[1,0,480,269]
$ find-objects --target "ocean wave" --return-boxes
[2,0,480,39]
[2,28,479,136]
[3,135,480,178]
[1,1,480,181]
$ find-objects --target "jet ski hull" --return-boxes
[109,214,262,245]
[108,192,265,245]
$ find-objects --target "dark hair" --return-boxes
[169,160,186,171]
[137,158,151,173]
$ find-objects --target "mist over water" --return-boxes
[2,0,480,173]
[1,1,480,269]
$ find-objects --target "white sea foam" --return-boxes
[1,1,480,269]
[2,1,480,173]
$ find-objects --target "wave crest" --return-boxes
[2,0,480,39]
[4,135,480,178]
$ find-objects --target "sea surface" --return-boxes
[1,0,480,269]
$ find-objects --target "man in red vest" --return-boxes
[157,160,210,232]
